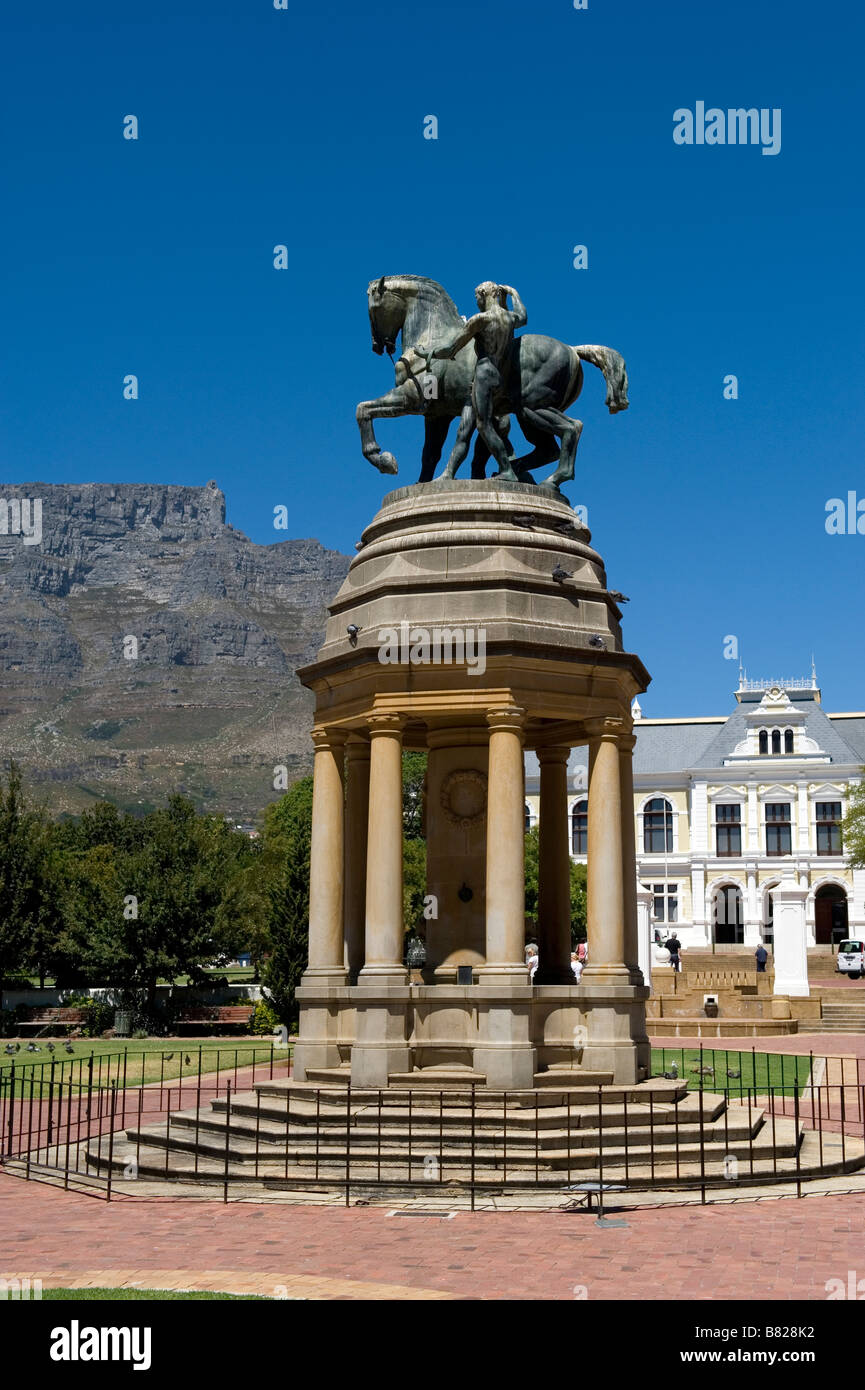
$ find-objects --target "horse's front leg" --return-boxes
[356,386,416,474]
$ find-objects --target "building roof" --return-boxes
[632,720,724,774]
[524,682,865,790]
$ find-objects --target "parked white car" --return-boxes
[836,940,865,979]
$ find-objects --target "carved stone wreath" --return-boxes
[440,769,488,829]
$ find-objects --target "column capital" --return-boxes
[486,706,525,735]
[584,715,629,743]
[536,743,572,766]
[311,725,347,751]
[618,732,637,754]
[367,713,405,737]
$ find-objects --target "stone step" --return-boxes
[533,1069,614,1087]
[254,1077,689,1109]
[159,1094,733,1152]
[89,1119,831,1184]
[213,1090,725,1132]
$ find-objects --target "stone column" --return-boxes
[535,745,575,985]
[479,707,528,983]
[582,718,630,985]
[474,706,536,1087]
[578,716,648,1084]
[304,727,347,984]
[293,725,347,1079]
[359,715,407,984]
[351,714,410,1087]
[343,736,370,983]
[618,732,643,984]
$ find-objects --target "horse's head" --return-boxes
[367,276,408,356]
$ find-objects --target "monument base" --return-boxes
[295,980,650,1086]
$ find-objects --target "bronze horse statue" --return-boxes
[356,275,628,489]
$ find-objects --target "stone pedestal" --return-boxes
[294,480,651,1088]
[771,875,810,997]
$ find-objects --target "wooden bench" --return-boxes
[172,1005,255,1034]
[16,1007,88,1034]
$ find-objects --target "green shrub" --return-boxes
[60,994,116,1038]
[250,997,280,1035]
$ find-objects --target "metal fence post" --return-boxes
[223,1081,232,1203]
[345,1081,352,1208]
[106,1083,117,1201]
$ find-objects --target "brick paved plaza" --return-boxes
[4,1166,865,1302]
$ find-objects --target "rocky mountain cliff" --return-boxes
[0,482,350,820]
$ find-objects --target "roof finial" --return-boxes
[811,653,817,686]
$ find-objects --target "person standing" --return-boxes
[666,932,682,973]
[755,941,768,973]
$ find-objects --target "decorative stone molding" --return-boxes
[440,769,488,829]
[366,713,405,737]
[486,706,525,735]
[311,726,347,751]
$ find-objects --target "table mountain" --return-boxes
[0,481,350,821]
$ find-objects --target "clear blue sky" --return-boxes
[3,0,864,716]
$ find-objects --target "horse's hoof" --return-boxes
[377,452,398,475]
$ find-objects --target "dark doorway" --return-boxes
[713,884,744,945]
[815,884,848,944]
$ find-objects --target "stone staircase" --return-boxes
[804,1000,865,1034]
[81,1067,865,1192]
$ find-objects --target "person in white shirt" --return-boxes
[570,951,583,982]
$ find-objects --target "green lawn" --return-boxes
[42,1287,269,1301]
[0,1039,291,1093]
[650,1045,812,1097]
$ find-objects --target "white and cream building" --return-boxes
[526,672,865,951]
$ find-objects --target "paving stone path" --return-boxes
[3,1168,865,1300]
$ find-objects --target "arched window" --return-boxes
[784,729,794,753]
[759,730,768,755]
[643,797,673,853]
[524,804,533,833]
[771,729,781,755]
[571,799,588,855]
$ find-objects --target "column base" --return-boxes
[472,1045,538,1089]
[580,963,632,986]
[350,1043,412,1087]
[578,982,650,1084]
[351,982,411,1086]
[476,963,530,986]
[292,1041,343,1080]
[301,966,350,987]
[358,963,409,985]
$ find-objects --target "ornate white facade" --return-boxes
[526,673,865,951]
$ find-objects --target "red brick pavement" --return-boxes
[2,1170,865,1300]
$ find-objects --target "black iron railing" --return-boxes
[1,1044,863,1210]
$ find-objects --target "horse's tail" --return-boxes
[573,344,629,414]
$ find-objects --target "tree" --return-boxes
[0,764,51,1005]
[261,777,313,1027]
[843,780,865,868]
[403,837,427,933]
[402,752,427,840]
[53,797,255,1010]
